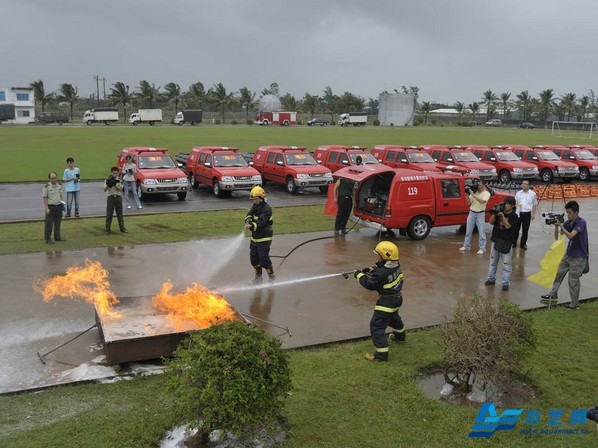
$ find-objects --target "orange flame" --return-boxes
[33,259,121,319]
[152,281,239,331]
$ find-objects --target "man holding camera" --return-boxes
[63,157,81,218]
[103,166,127,235]
[459,180,491,255]
[485,196,519,291]
[540,201,589,310]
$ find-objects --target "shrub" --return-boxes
[373,119,380,126]
[413,117,423,126]
[165,320,292,446]
[457,120,474,127]
[297,119,302,125]
[438,295,536,393]
[214,118,221,125]
[231,120,238,125]
[246,119,254,125]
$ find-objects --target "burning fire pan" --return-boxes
[95,295,247,365]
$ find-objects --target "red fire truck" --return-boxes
[255,111,297,126]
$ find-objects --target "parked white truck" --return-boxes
[339,112,368,127]
[129,109,163,126]
[83,108,119,125]
[173,109,203,125]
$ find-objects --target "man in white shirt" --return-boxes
[514,180,537,250]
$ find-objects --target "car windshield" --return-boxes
[574,150,597,160]
[407,151,435,163]
[214,154,248,167]
[495,151,520,161]
[453,151,479,162]
[537,150,559,161]
[138,155,176,169]
[349,153,378,164]
[285,153,317,165]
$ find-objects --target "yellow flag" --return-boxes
[527,236,565,288]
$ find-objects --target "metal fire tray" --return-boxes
[95,295,245,365]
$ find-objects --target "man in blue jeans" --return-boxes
[485,196,519,291]
[460,180,490,255]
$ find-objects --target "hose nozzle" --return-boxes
[341,271,354,279]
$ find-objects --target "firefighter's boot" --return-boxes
[389,328,406,343]
[364,353,386,362]
[251,266,263,285]
[266,267,276,283]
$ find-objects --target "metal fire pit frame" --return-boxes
[95,295,247,365]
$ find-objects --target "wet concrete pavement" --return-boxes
[1,198,596,394]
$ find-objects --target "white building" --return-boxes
[378,92,415,126]
[0,87,35,124]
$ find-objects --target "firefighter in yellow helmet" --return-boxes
[245,186,275,284]
[354,240,406,361]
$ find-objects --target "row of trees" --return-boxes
[418,89,598,127]
[29,80,379,123]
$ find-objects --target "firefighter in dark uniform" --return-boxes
[354,241,406,361]
[245,186,275,284]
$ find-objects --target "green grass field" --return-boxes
[1,124,594,182]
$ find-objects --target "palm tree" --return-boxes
[538,89,556,128]
[29,80,54,112]
[261,82,279,97]
[208,83,234,123]
[578,95,590,121]
[560,92,577,121]
[418,101,433,123]
[280,93,298,111]
[303,93,319,119]
[453,101,465,122]
[468,102,480,124]
[481,89,498,122]
[186,82,205,110]
[58,83,79,119]
[109,82,133,119]
[136,80,161,108]
[237,87,256,121]
[164,83,183,114]
[499,93,512,122]
[516,90,533,121]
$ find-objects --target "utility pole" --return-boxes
[102,77,106,100]
[94,75,100,106]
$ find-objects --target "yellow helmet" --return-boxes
[249,186,266,199]
[374,241,399,261]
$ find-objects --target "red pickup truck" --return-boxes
[325,164,508,240]
[552,147,598,181]
[371,145,442,172]
[470,147,539,183]
[117,147,188,201]
[511,146,579,183]
[183,146,262,197]
[313,145,379,172]
[422,147,497,180]
[252,146,333,194]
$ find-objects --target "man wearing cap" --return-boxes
[245,186,275,284]
[485,196,519,291]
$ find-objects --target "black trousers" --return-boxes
[335,196,353,231]
[514,212,531,246]
[250,240,272,275]
[106,195,125,231]
[370,295,404,361]
[44,204,62,241]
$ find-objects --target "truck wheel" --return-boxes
[58,121,64,126]
[149,121,155,126]
[262,120,269,126]
[132,122,138,126]
[499,170,512,183]
[136,182,145,201]
[189,174,199,189]
[86,121,92,126]
[213,180,224,198]
[286,176,298,194]
[283,120,289,126]
[104,121,110,126]
[177,192,187,201]
[178,121,184,126]
[579,167,590,181]
[541,169,554,183]
[407,215,431,240]
[190,121,197,126]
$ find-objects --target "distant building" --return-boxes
[0,87,35,124]
[378,92,415,126]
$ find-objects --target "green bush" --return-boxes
[165,321,292,446]
[413,117,423,126]
[372,119,380,126]
[246,119,254,125]
[231,120,238,125]
[214,118,221,125]
[297,119,302,125]
[457,120,474,127]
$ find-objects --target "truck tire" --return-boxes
[262,120,269,126]
[177,192,187,201]
[191,121,197,126]
[132,122,138,126]
[86,121,92,126]
[213,179,224,198]
[189,174,199,189]
[136,181,145,202]
[104,121,110,126]
[407,215,431,240]
[286,176,298,194]
[541,169,554,183]
[283,120,289,126]
[57,121,64,126]
[499,170,512,183]
[178,121,184,126]
[149,121,155,126]
[579,167,590,181]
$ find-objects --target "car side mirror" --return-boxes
[249,161,254,166]
[177,163,183,168]
[204,162,211,167]
[342,160,348,165]
[317,160,321,164]
[447,158,453,163]
[532,157,538,161]
[276,161,284,166]
[569,156,575,160]
[490,157,496,161]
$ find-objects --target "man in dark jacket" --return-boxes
[245,186,274,284]
[485,196,519,291]
[355,241,405,362]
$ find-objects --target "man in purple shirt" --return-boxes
[540,201,589,309]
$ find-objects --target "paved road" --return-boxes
[0,181,328,222]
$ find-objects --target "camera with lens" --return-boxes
[75,173,80,182]
[490,203,505,215]
[465,180,479,195]
[126,169,133,175]
[105,176,119,188]
[542,212,564,225]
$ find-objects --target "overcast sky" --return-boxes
[3,0,597,105]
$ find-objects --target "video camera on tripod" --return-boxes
[542,212,565,225]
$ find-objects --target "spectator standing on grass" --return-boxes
[513,180,537,250]
[104,167,128,235]
[43,172,65,244]
[62,157,80,218]
[121,155,142,210]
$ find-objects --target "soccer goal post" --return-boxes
[551,121,597,139]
